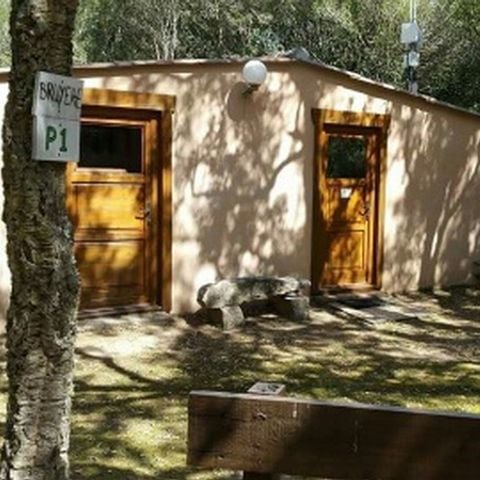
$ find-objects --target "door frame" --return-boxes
[69,88,175,311]
[311,108,390,293]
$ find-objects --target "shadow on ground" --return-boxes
[34,287,480,479]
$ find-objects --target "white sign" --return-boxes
[32,71,83,162]
[32,116,80,162]
[32,71,83,121]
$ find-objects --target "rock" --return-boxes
[240,298,271,317]
[197,276,311,330]
[272,294,309,321]
[207,306,245,330]
[197,276,310,309]
[247,382,286,395]
[285,46,311,61]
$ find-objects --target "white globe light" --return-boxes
[242,60,268,86]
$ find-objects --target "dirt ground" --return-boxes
[2,287,480,479]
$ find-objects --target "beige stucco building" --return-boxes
[0,57,479,314]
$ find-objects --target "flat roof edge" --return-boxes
[296,58,480,122]
[0,57,479,121]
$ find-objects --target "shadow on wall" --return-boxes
[88,68,320,312]
[168,67,390,310]
[76,65,480,311]
[57,68,313,312]
[173,76,311,311]
[385,100,480,291]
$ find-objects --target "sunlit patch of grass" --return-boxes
[0,288,480,478]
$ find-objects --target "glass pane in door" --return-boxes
[327,136,366,178]
[80,124,142,173]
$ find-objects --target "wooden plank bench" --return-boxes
[187,390,480,480]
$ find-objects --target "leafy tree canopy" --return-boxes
[1,0,479,111]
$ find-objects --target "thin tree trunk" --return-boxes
[0,1,80,479]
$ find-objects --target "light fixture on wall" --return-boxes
[242,59,268,95]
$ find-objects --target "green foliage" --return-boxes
[266,0,407,85]
[418,0,480,110]
[1,0,480,110]
[74,0,284,61]
[74,0,157,62]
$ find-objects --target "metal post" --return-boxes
[406,0,419,93]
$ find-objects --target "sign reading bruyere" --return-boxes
[32,71,83,162]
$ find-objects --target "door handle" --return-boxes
[135,202,152,223]
[360,204,370,219]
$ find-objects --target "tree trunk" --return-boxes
[0,1,80,479]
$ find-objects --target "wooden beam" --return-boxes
[244,383,286,480]
[188,391,480,480]
[83,88,175,112]
[159,109,173,312]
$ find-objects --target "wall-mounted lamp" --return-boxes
[242,59,268,95]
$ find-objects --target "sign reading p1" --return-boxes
[32,71,83,162]
[33,116,80,162]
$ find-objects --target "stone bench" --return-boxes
[197,276,310,329]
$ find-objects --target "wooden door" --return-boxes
[67,107,159,309]
[317,124,380,287]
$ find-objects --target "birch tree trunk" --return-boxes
[0,1,80,479]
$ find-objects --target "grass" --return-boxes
[2,286,480,479]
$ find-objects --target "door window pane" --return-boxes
[327,136,366,178]
[80,124,142,173]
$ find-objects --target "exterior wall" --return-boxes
[0,81,10,317]
[384,100,480,292]
[76,63,319,312]
[0,61,479,313]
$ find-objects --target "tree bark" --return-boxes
[1,1,80,479]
